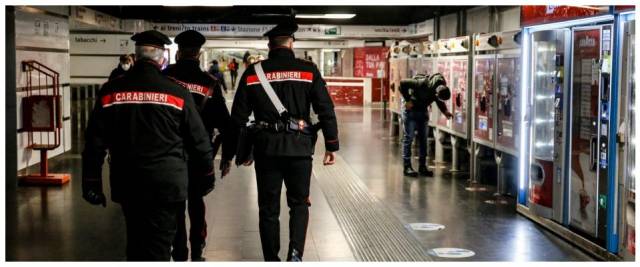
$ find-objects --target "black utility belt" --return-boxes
[254,119,315,135]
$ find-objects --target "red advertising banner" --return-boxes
[521,5,608,27]
[353,47,389,78]
[614,5,635,13]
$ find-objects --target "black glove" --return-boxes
[83,189,106,207]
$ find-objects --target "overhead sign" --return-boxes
[70,34,134,54]
[15,7,70,50]
[70,6,121,31]
[151,23,410,39]
[153,23,273,37]
[297,24,342,37]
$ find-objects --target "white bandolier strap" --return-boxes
[255,62,288,116]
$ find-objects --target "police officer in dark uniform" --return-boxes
[231,20,339,262]
[163,30,235,261]
[399,74,452,177]
[82,30,215,261]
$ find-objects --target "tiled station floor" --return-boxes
[5,97,595,261]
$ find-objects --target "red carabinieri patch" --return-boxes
[172,79,211,97]
[101,91,185,111]
[246,71,313,86]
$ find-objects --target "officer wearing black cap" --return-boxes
[82,30,215,261]
[163,29,236,261]
[399,73,452,177]
[231,20,339,262]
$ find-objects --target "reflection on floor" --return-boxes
[5,104,595,261]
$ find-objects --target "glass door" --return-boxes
[568,25,613,241]
[528,29,568,222]
[496,54,520,154]
[473,55,496,144]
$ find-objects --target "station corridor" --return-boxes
[6,103,594,261]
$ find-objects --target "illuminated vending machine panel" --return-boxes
[619,17,635,260]
[473,55,496,145]
[423,58,438,126]
[568,25,613,240]
[496,55,521,153]
[407,57,421,78]
[495,31,522,154]
[435,58,452,129]
[528,29,568,222]
[389,57,408,115]
[451,58,469,136]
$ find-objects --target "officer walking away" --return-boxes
[108,54,134,80]
[399,73,452,177]
[231,20,339,262]
[163,30,236,262]
[82,30,215,261]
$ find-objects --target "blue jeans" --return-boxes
[403,110,428,166]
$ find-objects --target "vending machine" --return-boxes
[422,41,438,127]
[388,42,410,116]
[471,31,521,194]
[434,36,471,137]
[518,6,632,257]
[433,36,472,171]
[615,10,635,260]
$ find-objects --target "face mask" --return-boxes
[121,63,131,71]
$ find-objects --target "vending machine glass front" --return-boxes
[474,56,496,143]
[528,30,567,220]
[496,55,520,152]
[436,59,452,128]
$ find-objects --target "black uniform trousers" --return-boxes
[254,155,313,261]
[172,193,207,261]
[121,201,182,261]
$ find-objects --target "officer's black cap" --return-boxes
[263,20,298,39]
[174,30,206,49]
[131,30,172,48]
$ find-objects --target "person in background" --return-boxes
[399,73,452,177]
[227,58,239,89]
[208,60,227,93]
[242,50,251,68]
[108,54,134,80]
[82,30,215,261]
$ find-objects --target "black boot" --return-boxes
[419,165,433,177]
[404,163,418,177]
[191,241,206,261]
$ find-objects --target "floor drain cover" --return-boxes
[407,223,445,231]
[427,248,475,258]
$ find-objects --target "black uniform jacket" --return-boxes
[399,78,448,113]
[163,59,236,162]
[82,60,214,203]
[231,48,339,157]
